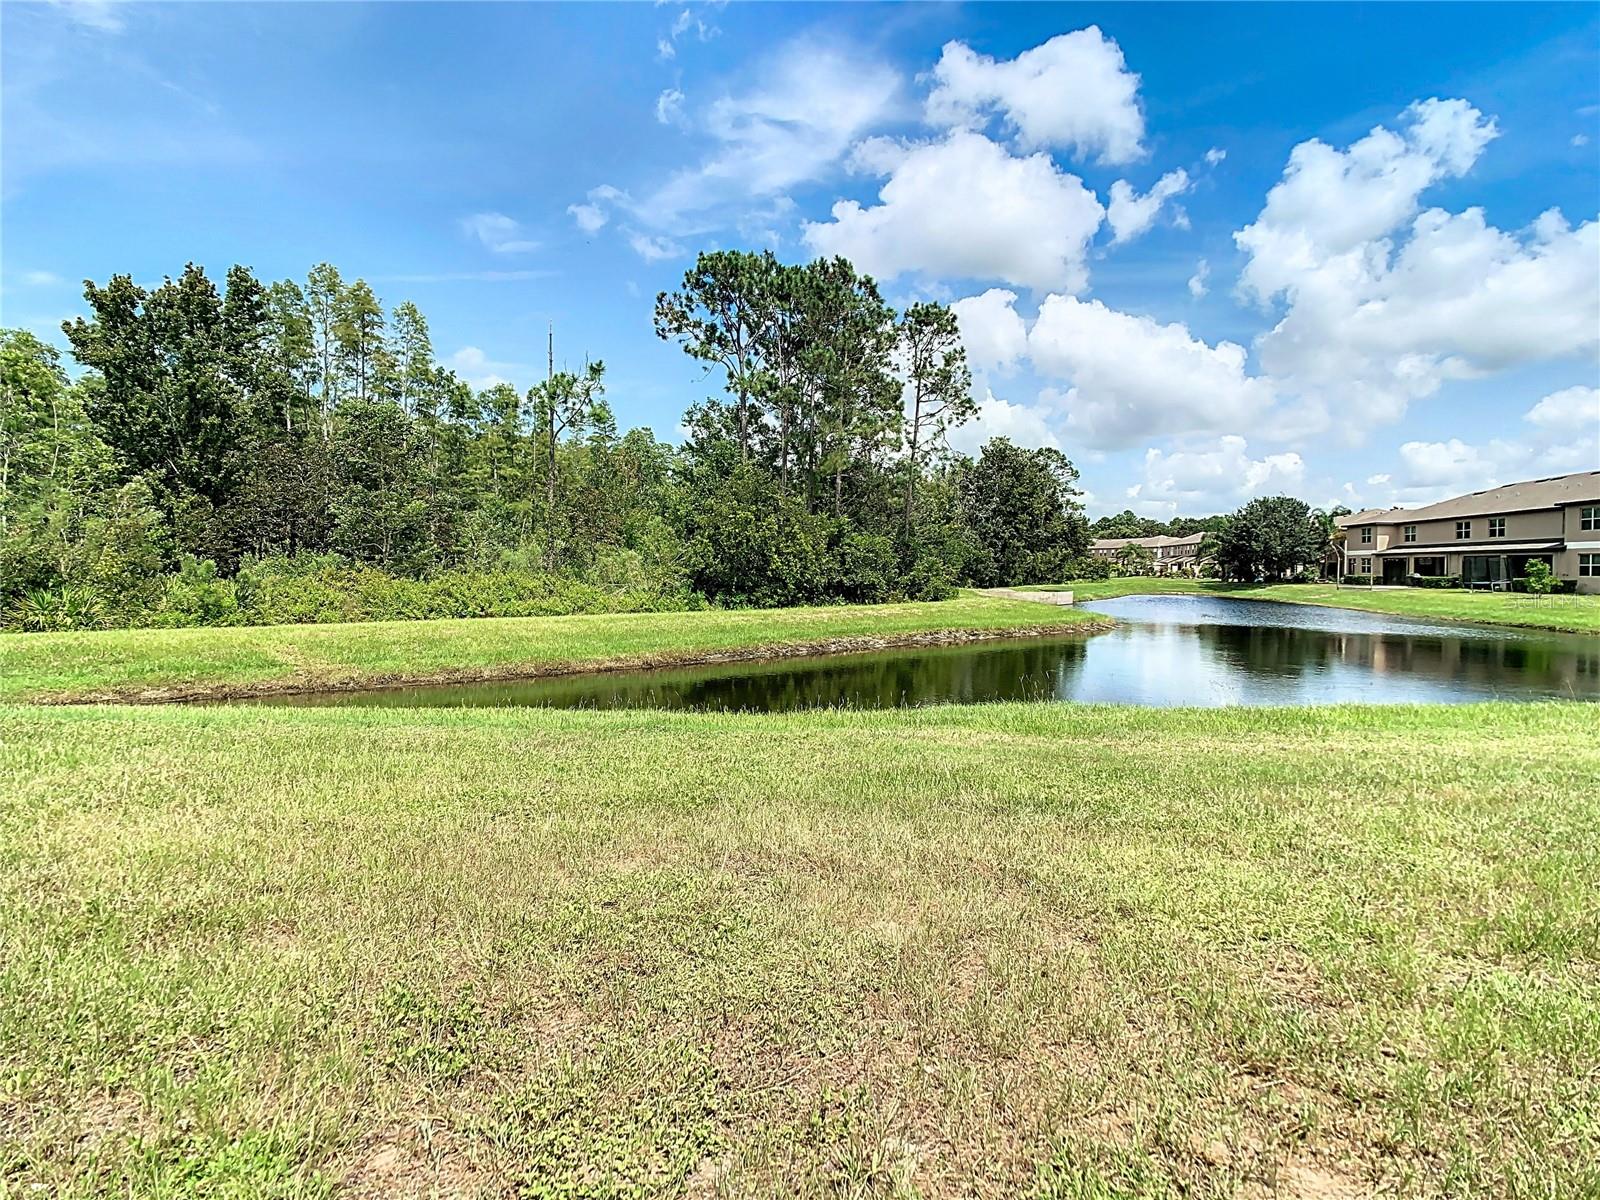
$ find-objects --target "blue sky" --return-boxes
[3,1,1597,517]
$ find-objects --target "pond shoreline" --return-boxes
[36,619,1115,706]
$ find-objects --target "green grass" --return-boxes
[1030,577,1600,633]
[2,700,1596,1197]
[0,595,1102,704]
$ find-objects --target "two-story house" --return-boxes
[1088,532,1207,576]
[1335,470,1600,594]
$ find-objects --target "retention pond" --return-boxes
[250,594,1599,712]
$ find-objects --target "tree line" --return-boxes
[1,252,1095,630]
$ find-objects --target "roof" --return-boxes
[1091,533,1206,551]
[1336,507,1407,527]
[1335,471,1600,527]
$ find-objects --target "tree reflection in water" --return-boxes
[260,596,1600,711]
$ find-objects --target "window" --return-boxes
[1360,526,1373,545]
[1582,553,1599,578]
[1583,506,1599,531]
[1455,520,1471,539]
[1412,556,1445,577]
[1403,525,1416,543]
[1359,557,1373,574]
[1488,517,1506,538]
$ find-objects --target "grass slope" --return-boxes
[0,596,1102,704]
[3,701,1595,1197]
[1033,577,1600,633]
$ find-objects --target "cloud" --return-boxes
[19,270,62,286]
[1187,259,1210,298]
[1129,435,1304,515]
[47,0,124,32]
[446,346,526,390]
[627,231,686,262]
[946,389,1062,455]
[1204,147,1226,166]
[655,88,686,126]
[657,4,717,60]
[1574,134,1591,148]
[458,212,538,254]
[1027,294,1276,449]
[1524,385,1599,433]
[924,28,1145,164]
[568,203,608,234]
[629,39,901,234]
[802,130,1105,292]
[1107,168,1190,243]
[1340,389,1599,509]
[950,288,1029,373]
[1235,98,1599,435]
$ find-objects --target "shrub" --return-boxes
[1408,575,1462,589]
[10,586,104,632]
[1340,574,1375,586]
[1521,560,1558,595]
[152,556,243,627]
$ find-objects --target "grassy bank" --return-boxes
[1035,577,1600,633]
[2,701,1595,1197]
[0,596,1103,704]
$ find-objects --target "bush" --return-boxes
[1408,575,1462,589]
[1521,560,1558,595]
[1064,554,1113,581]
[1341,574,1375,586]
[151,556,244,627]
[9,586,104,632]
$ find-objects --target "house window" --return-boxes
[1412,556,1445,577]
[1455,521,1471,539]
[1359,557,1373,574]
[1583,506,1599,531]
[1403,525,1416,543]
[1488,517,1506,538]
[1360,526,1372,545]
[1582,553,1599,578]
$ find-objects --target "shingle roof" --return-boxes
[1090,533,1206,550]
[1335,471,1600,527]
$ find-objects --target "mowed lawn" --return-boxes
[2,701,1596,1198]
[0,595,1101,704]
[1031,578,1600,634]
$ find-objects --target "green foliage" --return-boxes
[9,585,104,632]
[1214,496,1322,582]
[1113,542,1156,577]
[956,439,1089,587]
[1522,559,1558,595]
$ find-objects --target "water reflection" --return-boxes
[255,595,1599,711]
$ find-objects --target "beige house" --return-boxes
[1335,471,1600,594]
[1089,532,1207,576]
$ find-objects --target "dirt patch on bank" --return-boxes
[33,620,1112,707]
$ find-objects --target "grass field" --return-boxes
[1030,578,1600,633]
[2,700,1596,1198]
[0,596,1103,704]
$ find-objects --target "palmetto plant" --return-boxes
[10,586,104,632]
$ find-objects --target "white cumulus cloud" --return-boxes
[950,288,1029,373]
[1107,168,1190,243]
[1027,294,1276,449]
[802,130,1105,292]
[1129,435,1304,515]
[924,28,1145,164]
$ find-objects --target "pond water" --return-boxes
[254,594,1599,711]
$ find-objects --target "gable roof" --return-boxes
[1091,533,1206,551]
[1335,471,1600,527]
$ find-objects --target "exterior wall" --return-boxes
[1564,503,1600,594]
[1397,507,1564,549]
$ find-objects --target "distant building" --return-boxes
[1335,470,1600,594]
[1089,532,1207,576]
